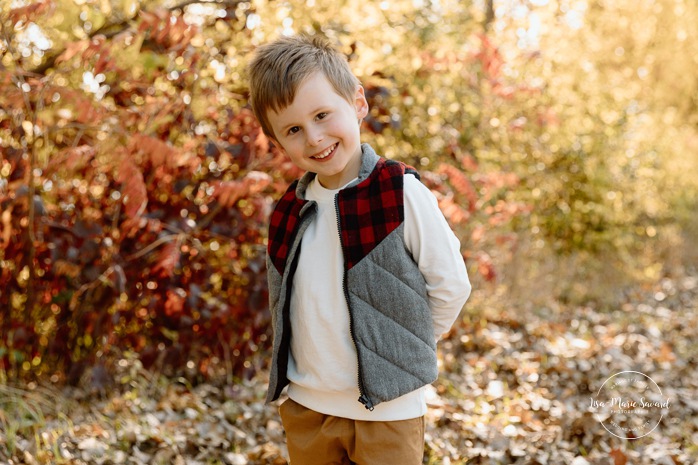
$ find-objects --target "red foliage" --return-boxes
[8,0,52,24]
[117,155,149,218]
[437,163,478,213]
[425,156,529,283]
[139,9,198,54]
[475,252,497,282]
[0,29,292,382]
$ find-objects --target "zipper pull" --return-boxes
[358,394,375,411]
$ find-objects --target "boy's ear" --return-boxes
[354,85,369,119]
[267,135,286,154]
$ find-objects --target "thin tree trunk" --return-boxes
[484,0,495,31]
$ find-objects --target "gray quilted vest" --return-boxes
[265,144,437,410]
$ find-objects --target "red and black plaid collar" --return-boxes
[267,157,418,273]
[337,158,406,269]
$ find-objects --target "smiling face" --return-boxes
[268,72,369,190]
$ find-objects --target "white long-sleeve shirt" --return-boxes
[287,173,471,421]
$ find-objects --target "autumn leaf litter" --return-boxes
[1,274,697,465]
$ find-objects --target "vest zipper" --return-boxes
[335,194,374,411]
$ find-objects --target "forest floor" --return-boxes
[1,269,697,465]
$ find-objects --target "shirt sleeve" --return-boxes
[403,173,472,341]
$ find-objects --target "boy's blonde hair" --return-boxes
[247,34,359,139]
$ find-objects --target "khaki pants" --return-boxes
[279,398,425,465]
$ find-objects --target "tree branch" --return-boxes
[169,0,244,11]
[124,233,181,261]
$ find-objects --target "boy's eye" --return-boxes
[288,126,300,135]
[316,112,328,120]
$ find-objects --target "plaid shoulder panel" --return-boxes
[338,159,415,270]
[267,181,307,274]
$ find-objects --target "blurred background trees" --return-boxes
[1,0,696,384]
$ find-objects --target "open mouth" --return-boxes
[311,143,338,160]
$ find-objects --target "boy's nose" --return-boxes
[305,127,323,146]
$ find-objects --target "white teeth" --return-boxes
[312,144,336,159]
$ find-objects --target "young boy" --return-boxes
[248,35,471,464]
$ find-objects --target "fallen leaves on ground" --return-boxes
[1,273,696,465]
